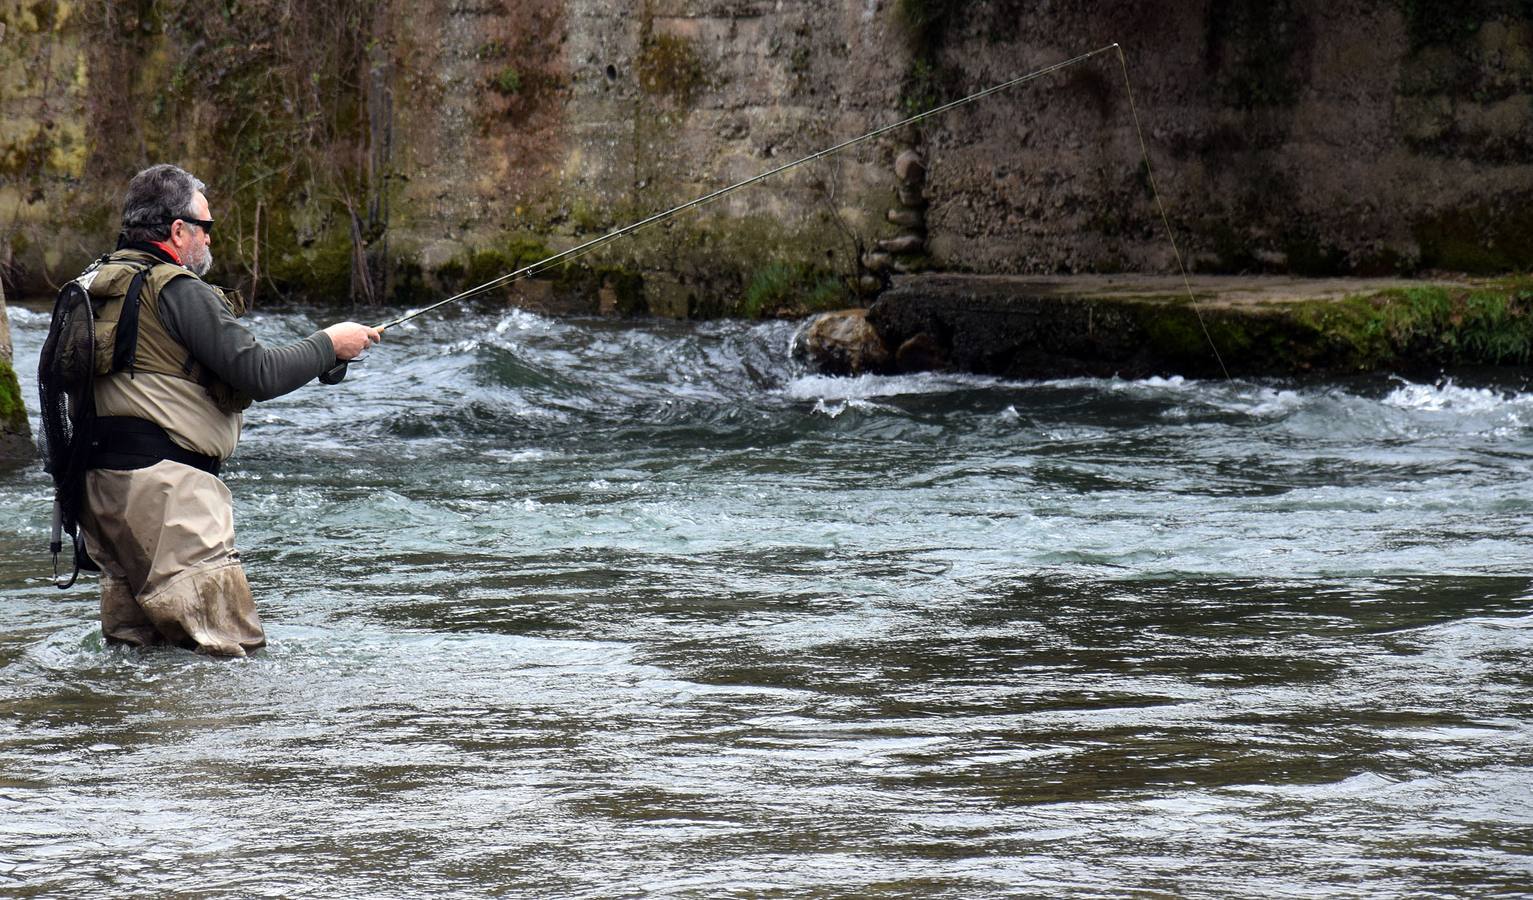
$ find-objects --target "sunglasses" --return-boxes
[168,217,215,236]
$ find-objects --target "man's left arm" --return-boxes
[159,278,338,401]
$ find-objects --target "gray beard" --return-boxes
[188,245,213,277]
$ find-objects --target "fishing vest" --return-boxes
[82,248,253,414]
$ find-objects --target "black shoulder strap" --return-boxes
[106,259,156,376]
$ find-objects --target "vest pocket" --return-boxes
[93,321,119,376]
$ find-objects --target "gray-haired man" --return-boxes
[75,163,377,656]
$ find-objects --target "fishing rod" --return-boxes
[322,41,1223,383]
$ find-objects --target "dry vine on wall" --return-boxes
[78,0,392,306]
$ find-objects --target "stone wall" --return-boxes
[2,1,1530,313]
[923,0,1533,277]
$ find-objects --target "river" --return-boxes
[1,303,1530,897]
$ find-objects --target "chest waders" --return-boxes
[37,248,249,588]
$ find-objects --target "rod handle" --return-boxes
[319,359,349,385]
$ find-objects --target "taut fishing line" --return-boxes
[323,42,1225,382]
[1113,46,1231,380]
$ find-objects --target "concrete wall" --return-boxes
[2,1,1531,313]
[926,0,1533,276]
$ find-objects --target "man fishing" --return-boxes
[36,48,1129,658]
[63,163,378,656]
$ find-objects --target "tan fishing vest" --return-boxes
[84,248,252,415]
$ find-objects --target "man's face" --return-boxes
[172,190,214,277]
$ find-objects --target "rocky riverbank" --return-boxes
[795,274,1533,379]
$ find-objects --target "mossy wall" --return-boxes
[1,0,897,316]
[0,278,32,461]
[2,1,1530,316]
[871,275,1533,379]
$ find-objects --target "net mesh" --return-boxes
[37,280,98,568]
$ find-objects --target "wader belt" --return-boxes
[88,417,222,477]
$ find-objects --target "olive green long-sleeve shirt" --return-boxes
[158,278,335,402]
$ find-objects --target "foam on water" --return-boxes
[783,370,999,402]
[1383,377,1523,413]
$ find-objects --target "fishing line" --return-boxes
[1113,46,1231,380]
[326,42,1225,380]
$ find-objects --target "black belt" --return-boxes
[89,416,222,476]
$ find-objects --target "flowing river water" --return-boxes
[1,303,1531,897]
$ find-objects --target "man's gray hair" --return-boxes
[121,164,206,243]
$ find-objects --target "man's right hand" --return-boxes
[323,322,382,360]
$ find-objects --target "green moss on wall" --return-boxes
[611,210,859,318]
[637,33,708,103]
[1124,278,1532,375]
[1141,304,1232,366]
[266,230,355,302]
[1290,280,1533,368]
[900,58,950,116]
[1282,233,1348,277]
[892,0,962,117]
[0,130,53,179]
[0,355,27,440]
[475,237,554,280]
[1415,205,1533,274]
[390,258,429,306]
[491,66,522,96]
[400,237,647,315]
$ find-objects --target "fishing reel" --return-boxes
[320,359,350,384]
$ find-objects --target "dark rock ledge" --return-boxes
[795,274,1533,379]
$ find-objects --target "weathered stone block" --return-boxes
[792,308,891,375]
[876,233,925,255]
[861,250,894,273]
[894,150,926,186]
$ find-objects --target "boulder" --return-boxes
[793,308,892,375]
[886,207,924,228]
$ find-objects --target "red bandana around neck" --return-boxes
[150,240,182,265]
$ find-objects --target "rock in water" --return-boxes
[793,309,892,376]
